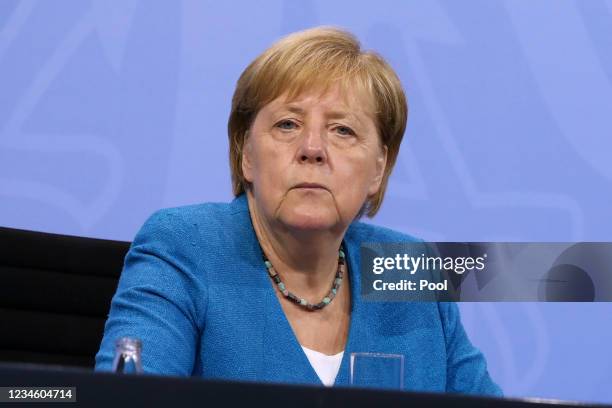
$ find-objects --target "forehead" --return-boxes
[263,83,376,119]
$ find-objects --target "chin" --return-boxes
[280,207,338,231]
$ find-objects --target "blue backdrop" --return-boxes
[1,0,611,403]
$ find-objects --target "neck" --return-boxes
[246,190,347,297]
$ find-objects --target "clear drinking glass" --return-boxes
[350,352,404,390]
[112,337,143,374]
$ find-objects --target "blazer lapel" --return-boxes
[261,287,322,385]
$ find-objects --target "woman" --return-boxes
[95,26,502,395]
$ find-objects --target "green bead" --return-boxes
[322,297,330,304]
[339,250,345,258]
[332,288,337,295]
[300,298,307,306]
[278,282,285,291]
[264,260,272,269]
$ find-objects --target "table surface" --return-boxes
[0,363,608,408]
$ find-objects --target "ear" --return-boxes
[241,131,254,183]
[367,145,388,197]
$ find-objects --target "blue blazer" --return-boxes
[95,194,502,396]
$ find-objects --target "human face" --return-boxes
[242,85,387,232]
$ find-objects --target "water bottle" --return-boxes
[112,337,143,374]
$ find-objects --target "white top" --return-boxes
[301,345,344,386]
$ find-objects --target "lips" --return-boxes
[293,182,328,191]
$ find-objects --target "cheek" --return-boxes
[250,140,290,187]
[333,153,377,198]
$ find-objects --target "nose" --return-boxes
[297,125,327,165]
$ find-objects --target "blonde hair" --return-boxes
[228,26,408,217]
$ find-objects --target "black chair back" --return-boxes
[0,227,129,367]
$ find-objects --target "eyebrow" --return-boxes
[285,106,305,114]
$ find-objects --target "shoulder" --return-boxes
[144,200,241,229]
[136,196,247,242]
[132,196,251,257]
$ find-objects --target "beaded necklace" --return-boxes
[262,246,346,311]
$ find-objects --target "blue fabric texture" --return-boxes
[95,193,502,396]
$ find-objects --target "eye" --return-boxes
[275,119,298,130]
[335,125,355,137]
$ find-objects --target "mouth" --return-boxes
[293,182,328,191]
